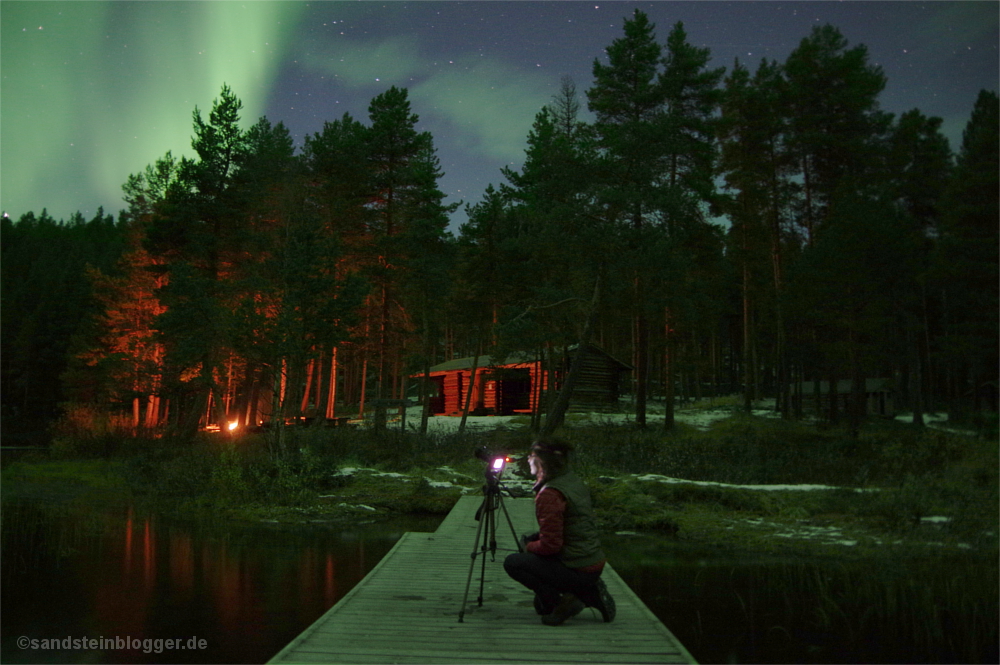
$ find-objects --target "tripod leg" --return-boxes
[458,498,488,623]
[497,493,524,553]
[477,497,494,606]
[487,494,499,559]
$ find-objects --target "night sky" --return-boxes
[2,1,997,230]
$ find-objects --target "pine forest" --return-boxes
[3,15,998,445]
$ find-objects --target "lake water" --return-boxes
[2,499,995,664]
[0,500,439,664]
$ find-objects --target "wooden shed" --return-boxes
[421,345,632,417]
[795,378,896,417]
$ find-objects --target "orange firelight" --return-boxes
[227,421,238,432]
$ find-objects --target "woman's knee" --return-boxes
[503,551,533,575]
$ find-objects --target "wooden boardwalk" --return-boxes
[269,495,696,664]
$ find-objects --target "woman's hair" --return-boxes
[530,436,573,478]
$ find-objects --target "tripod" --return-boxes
[457,472,522,622]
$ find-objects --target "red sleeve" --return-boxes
[527,487,566,556]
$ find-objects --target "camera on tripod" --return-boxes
[474,446,510,484]
[459,446,522,622]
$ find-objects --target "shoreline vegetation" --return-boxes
[3,404,998,663]
[4,405,996,555]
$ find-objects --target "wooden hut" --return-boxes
[795,378,896,417]
[421,345,632,417]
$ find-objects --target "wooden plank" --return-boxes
[269,496,696,664]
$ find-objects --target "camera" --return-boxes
[475,446,509,482]
[489,455,508,479]
[460,446,522,621]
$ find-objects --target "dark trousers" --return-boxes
[503,551,602,612]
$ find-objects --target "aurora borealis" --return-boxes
[2,1,304,221]
[2,1,997,227]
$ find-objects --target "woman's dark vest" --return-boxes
[539,470,605,569]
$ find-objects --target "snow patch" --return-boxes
[334,467,411,480]
[435,466,475,480]
[426,480,460,489]
[398,403,782,433]
[632,473,869,493]
[740,518,862,546]
[920,515,952,524]
[894,411,976,435]
[337,502,377,511]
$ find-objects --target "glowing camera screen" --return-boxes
[490,456,507,476]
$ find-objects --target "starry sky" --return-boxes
[2,1,997,230]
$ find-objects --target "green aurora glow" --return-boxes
[1,1,303,219]
[302,35,552,163]
[2,1,995,224]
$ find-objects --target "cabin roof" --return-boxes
[428,352,535,373]
[428,344,632,374]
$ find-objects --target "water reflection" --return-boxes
[6,504,994,664]
[1,501,431,664]
[604,533,998,665]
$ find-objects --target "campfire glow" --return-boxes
[228,421,238,431]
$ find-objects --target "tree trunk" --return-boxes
[802,157,815,246]
[300,356,315,415]
[530,351,544,432]
[828,371,839,425]
[326,346,338,419]
[542,275,602,436]
[907,324,925,428]
[358,357,368,420]
[458,346,482,434]
[420,309,432,435]
[814,375,823,421]
[132,396,141,434]
[743,259,753,413]
[377,286,388,401]
[663,310,675,431]
[635,309,649,428]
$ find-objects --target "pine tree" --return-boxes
[398,144,459,432]
[936,90,999,420]
[496,79,608,430]
[655,21,724,429]
[660,21,724,229]
[301,113,373,419]
[882,109,953,425]
[782,26,893,428]
[144,85,252,437]
[784,24,890,243]
[719,58,797,415]
[3,209,124,431]
[302,113,371,243]
[586,9,666,427]
[365,86,436,401]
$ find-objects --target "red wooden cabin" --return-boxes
[421,345,632,417]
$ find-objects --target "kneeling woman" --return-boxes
[504,437,616,626]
